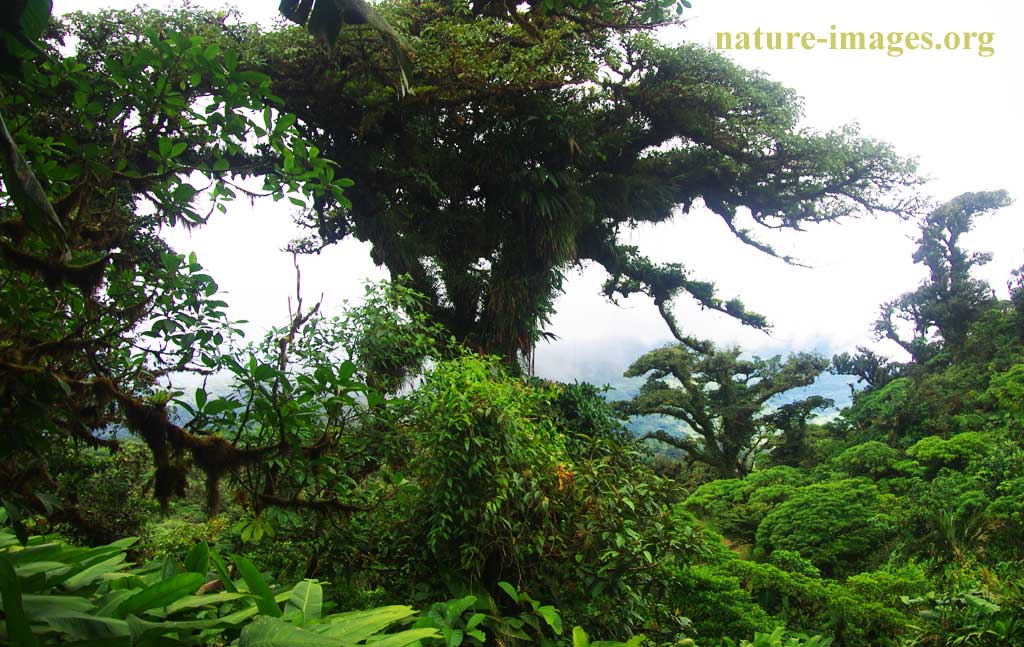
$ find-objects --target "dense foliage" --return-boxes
[1,2,1020,647]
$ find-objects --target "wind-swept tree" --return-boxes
[618,343,828,478]
[875,190,1012,363]
[831,346,902,391]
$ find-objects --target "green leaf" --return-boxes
[573,626,590,647]
[497,581,519,602]
[209,549,237,593]
[19,0,53,41]
[231,554,280,617]
[62,553,127,590]
[286,580,323,621]
[184,542,209,575]
[126,614,227,642]
[203,396,234,415]
[365,628,442,647]
[240,616,338,647]
[0,110,66,250]
[165,591,253,615]
[0,555,38,647]
[13,560,68,578]
[193,389,208,413]
[445,628,464,647]
[316,605,417,642]
[537,605,563,635]
[21,593,93,620]
[115,572,204,618]
[161,554,180,579]
[45,611,131,641]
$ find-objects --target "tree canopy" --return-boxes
[254,0,920,362]
[618,343,829,477]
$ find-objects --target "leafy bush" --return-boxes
[903,589,1024,647]
[684,467,808,544]
[724,559,912,646]
[844,564,930,607]
[830,441,901,479]
[138,516,231,562]
[49,442,157,545]
[400,355,705,638]
[754,479,895,576]
[907,432,992,476]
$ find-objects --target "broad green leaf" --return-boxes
[497,581,518,602]
[443,595,476,624]
[209,549,238,593]
[537,605,563,635]
[96,589,137,617]
[115,572,205,618]
[161,554,180,579]
[204,397,236,416]
[218,591,290,625]
[3,542,63,564]
[44,611,131,640]
[445,628,464,647]
[239,616,338,647]
[184,542,209,575]
[21,593,93,620]
[14,560,68,578]
[165,591,252,615]
[316,605,416,642]
[62,553,127,590]
[286,580,323,621]
[126,614,228,641]
[573,626,590,647]
[0,555,38,647]
[20,0,54,41]
[231,554,280,617]
[365,627,442,647]
[0,110,66,250]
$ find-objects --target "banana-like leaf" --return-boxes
[231,554,281,617]
[44,611,131,640]
[209,549,238,593]
[126,613,229,642]
[0,555,39,647]
[183,542,209,575]
[61,553,128,591]
[165,591,253,615]
[115,572,205,618]
[315,605,417,641]
[364,627,442,647]
[240,616,339,647]
[286,579,323,621]
[20,593,93,620]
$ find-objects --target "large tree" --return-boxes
[258,0,920,363]
[618,343,829,478]
[874,190,1012,363]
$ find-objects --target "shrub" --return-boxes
[755,479,895,577]
[907,432,992,476]
[831,441,901,479]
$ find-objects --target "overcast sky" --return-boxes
[56,0,1024,383]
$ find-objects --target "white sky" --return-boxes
[56,0,1024,382]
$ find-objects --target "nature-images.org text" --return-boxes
[716,26,996,57]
